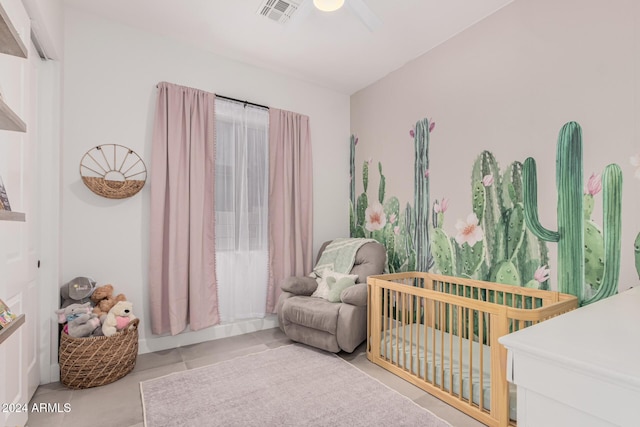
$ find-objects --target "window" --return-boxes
[214,98,269,321]
[214,100,268,251]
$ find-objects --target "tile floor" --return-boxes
[27,328,486,427]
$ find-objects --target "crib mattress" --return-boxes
[380,323,516,420]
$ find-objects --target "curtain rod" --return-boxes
[215,94,269,110]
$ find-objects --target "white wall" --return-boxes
[351,0,640,291]
[22,0,64,59]
[63,6,349,353]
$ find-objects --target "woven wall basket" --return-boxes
[79,144,147,199]
[59,318,139,389]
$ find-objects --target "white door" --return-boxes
[0,0,40,425]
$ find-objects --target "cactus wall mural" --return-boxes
[431,151,550,288]
[630,154,640,280]
[349,118,434,273]
[523,121,622,306]
[350,120,625,301]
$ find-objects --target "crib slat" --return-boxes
[395,290,400,369]
[440,300,445,392]
[479,308,484,412]
[382,287,388,360]
[402,290,407,371]
[423,297,428,382]
[469,308,474,406]
[458,303,463,401]
[409,293,414,375]
[449,302,454,396]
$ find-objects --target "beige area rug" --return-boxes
[140,344,452,427]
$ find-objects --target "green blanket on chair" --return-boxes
[312,238,377,275]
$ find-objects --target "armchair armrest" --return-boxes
[281,276,318,296]
[340,283,368,306]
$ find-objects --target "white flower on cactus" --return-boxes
[631,154,640,179]
[365,202,387,232]
[394,226,400,235]
[585,173,602,196]
[454,213,484,246]
[389,213,397,225]
[534,265,550,283]
[482,174,494,187]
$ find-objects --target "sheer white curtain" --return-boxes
[215,98,269,322]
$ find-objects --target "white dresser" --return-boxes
[499,287,640,427]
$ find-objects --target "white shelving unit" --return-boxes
[0,314,25,345]
[0,1,27,58]
[0,1,27,221]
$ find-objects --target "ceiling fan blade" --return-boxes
[346,0,382,32]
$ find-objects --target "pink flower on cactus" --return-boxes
[389,213,397,225]
[631,154,640,179]
[429,119,435,132]
[440,198,449,213]
[585,173,602,196]
[454,213,484,246]
[433,198,449,214]
[367,157,373,166]
[353,136,359,146]
[482,174,494,187]
[424,169,430,178]
[534,265,550,283]
[394,226,400,235]
[365,202,387,232]
[409,126,415,138]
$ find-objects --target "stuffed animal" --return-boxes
[60,277,96,308]
[55,302,101,338]
[90,284,127,317]
[102,301,136,337]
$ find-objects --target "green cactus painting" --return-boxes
[522,121,622,306]
[629,154,640,281]
[414,118,434,272]
[431,151,549,288]
[348,118,434,273]
[635,232,640,280]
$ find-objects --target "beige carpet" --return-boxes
[140,344,452,427]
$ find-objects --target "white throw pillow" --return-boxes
[311,269,359,300]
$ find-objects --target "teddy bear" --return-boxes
[102,301,136,337]
[59,277,96,308]
[90,284,127,317]
[55,302,101,338]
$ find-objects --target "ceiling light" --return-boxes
[313,0,345,12]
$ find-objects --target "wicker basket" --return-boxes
[59,318,139,389]
[81,176,146,199]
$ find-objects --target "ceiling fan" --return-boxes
[257,0,382,32]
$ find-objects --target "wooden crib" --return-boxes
[367,272,577,427]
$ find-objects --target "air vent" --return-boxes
[256,0,301,24]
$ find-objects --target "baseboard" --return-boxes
[50,363,60,383]
[137,315,279,354]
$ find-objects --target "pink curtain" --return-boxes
[266,108,313,313]
[149,82,219,335]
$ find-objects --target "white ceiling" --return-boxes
[63,0,514,95]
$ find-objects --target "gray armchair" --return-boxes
[276,240,386,353]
